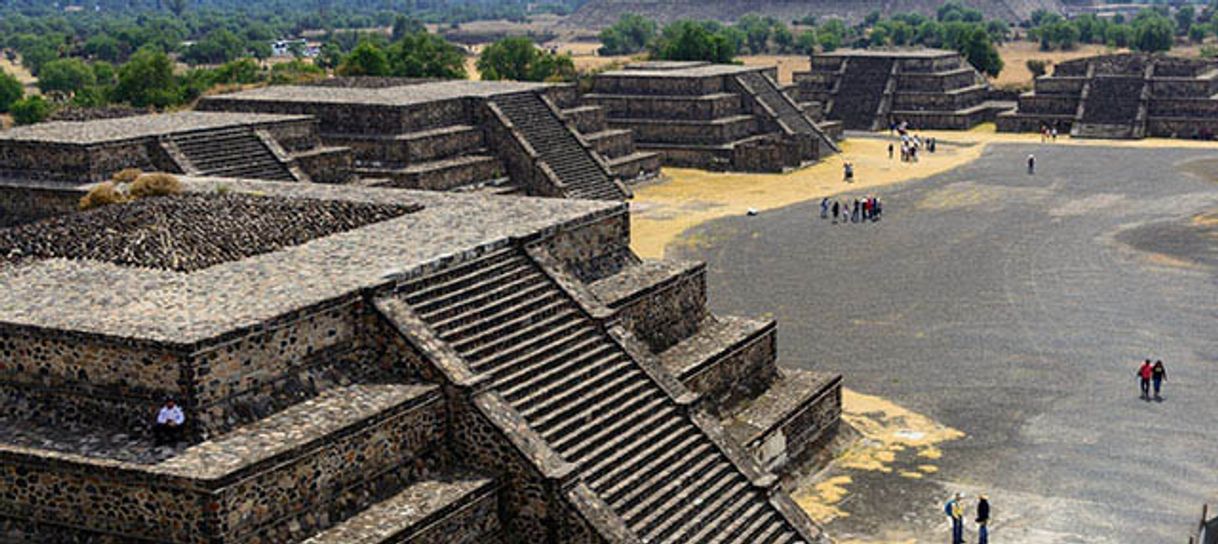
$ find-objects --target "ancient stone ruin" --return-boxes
[0,179,842,543]
[997,53,1218,139]
[585,61,841,172]
[0,111,348,185]
[199,79,658,199]
[794,49,1014,131]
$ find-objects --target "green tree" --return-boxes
[113,48,177,108]
[316,42,344,70]
[0,70,23,113]
[388,31,467,79]
[37,58,96,95]
[391,15,425,42]
[795,30,818,54]
[270,59,325,85]
[599,14,658,56]
[10,95,53,125]
[478,37,573,82]
[211,58,262,85]
[83,34,123,63]
[1106,24,1135,47]
[1026,59,1048,78]
[1190,22,1210,43]
[336,41,390,76]
[182,28,246,66]
[1133,13,1175,52]
[960,26,1003,77]
[653,21,737,63]
[1176,5,1195,35]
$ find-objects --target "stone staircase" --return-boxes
[169,127,297,181]
[1074,76,1146,138]
[736,71,839,154]
[391,247,810,543]
[830,57,896,130]
[491,93,627,201]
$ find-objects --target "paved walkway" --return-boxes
[669,143,1218,543]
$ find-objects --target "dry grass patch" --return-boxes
[79,182,127,210]
[129,173,183,198]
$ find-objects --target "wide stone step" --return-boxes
[423,270,547,326]
[151,383,445,543]
[557,394,671,460]
[401,250,523,308]
[436,288,565,340]
[516,357,637,419]
[475,318,591,375]
[534,377,650,438]
[638,467,745,541]
[613,446,720,518]
[703,497,768,543]
[658,476,758,542]
[501,343,619,405]
[523,364,646,427]
[447,300,573,354]
[301,472,499,544]
[463,310,584,364]
[584,418,694,485]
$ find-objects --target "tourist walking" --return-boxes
[976,494,990,544]
[945,493,964,544]
[831,200,840,222]
[820,197,829,219]
[852,199,861,223]
[1137,360,1153,400]
[872,196,882,220]
[1027,154,1035,174]
[843,162,854,183]
[888,142,894,159]
[1051,126,1058,141]
[1152,360,1167,400]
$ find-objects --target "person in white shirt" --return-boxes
[154,399,185,445]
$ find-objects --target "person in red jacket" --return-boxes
[1137,360,1153,400]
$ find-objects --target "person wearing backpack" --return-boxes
[945,492,964,544]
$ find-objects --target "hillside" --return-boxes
[568,0,1065,28]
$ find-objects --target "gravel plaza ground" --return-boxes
[650,141,1218,543]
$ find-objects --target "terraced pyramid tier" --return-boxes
[391,247,810,543]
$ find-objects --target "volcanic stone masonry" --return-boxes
[585,61,841,173]
[0,176,841,543]
[199,79,659,200]
[997,53,1218,139]
[794,48,1015,131]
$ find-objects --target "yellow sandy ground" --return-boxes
[626,124,1218,542]
[0,55,35,86]
[630,136,987,259]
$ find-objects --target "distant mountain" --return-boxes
[567,0,1065,28]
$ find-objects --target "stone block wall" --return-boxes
[0,385,447,543]
[536,207,633,283]
[1035,76,1088,95]
[0,182,82,228]
[187,296,367,437]
[588,93,745,121]
[293,147,354,184]
[1150,78,1215,98]
[0,326,187,433]
[622,116,759,145]
[898,70,978,92]
[0,140,162,184]
[607,265,708,354]
[592,74,727,96]
[681,323,779,413]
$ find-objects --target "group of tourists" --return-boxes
[820,196,882,224]
[1136,359,1168,401]
[945,492,991,544]
[889,133,937,163]
[1039,124,1060,142]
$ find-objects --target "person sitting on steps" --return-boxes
[153,398,185,445]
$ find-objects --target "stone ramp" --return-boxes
[169,127,298,181]
[386,246,813,543]
[831,57,895,130]
[736,71,839,154]
[490,93,627,201]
